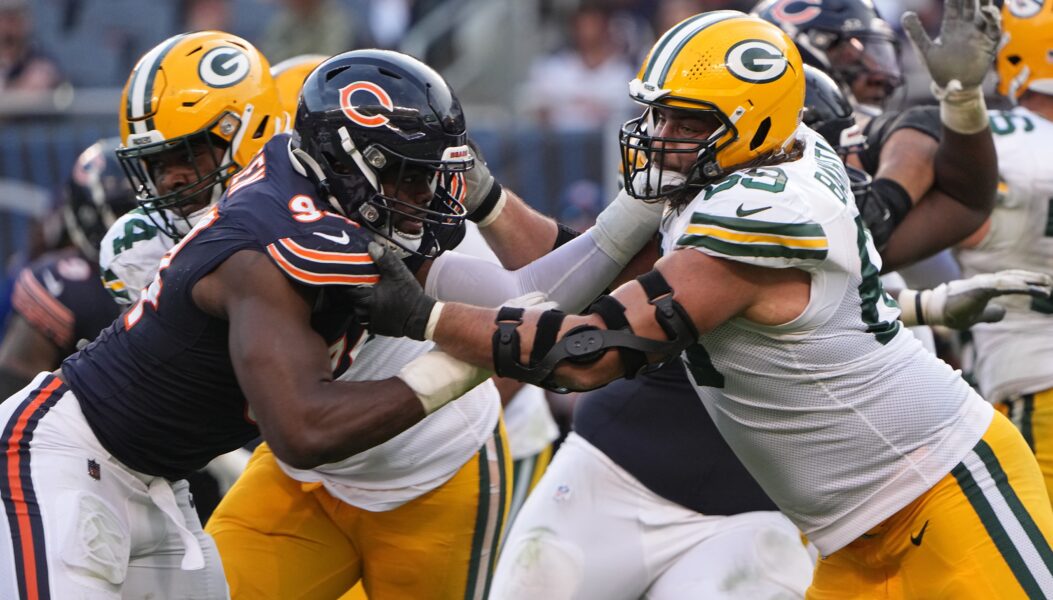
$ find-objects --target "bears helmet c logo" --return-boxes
[339,82,394,128]
[725,40,788,83]
[767,0,822,25]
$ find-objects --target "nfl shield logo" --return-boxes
[87,459,101,481]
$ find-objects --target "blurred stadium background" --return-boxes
[0,0,956,304]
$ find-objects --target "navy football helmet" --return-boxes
[802,65,872,207]
[63,137,138,261]
[292,49,472,259]
[752,0,901,110]
[803,65,866,157]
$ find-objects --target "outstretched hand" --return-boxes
[923,269,1053,329]
[357,242,438,340]
[901,0,1000,91]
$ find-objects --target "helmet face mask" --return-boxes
[118,125,230,237]
[293,49,472,259]
[117,31,281,240]
[620,12,805,205]
[619,99,736,202]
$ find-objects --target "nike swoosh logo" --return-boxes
[910,520,929,546]
[313,231,351,245]
[736,204,772,217]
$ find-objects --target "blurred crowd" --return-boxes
[0,0,954,298]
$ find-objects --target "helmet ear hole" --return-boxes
[253,116,270,139]
[750,117,772,151]
[1007,55,1022,65]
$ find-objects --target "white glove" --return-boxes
[901,0,1000,133]
[897,269,1053,329]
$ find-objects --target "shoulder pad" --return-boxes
[265,218,379,287]
[672,170,828,268]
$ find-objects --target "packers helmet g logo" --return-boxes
[198,47,251,88]
[1006,0,1043,18]
[725,40,788,83]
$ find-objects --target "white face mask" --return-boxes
[164,189,220,238]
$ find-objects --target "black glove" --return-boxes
[361,242,437,340]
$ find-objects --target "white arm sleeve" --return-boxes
[425,229,625,313]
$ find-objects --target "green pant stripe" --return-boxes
[482,425,509,600]
[464,440,491,600]
[974,440,1053,571]
[953,461,1046,598]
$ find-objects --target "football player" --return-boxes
[0,46,665,598]
[953,2,1053,506]
[754,0,998,271]
[203,48,671,600]
[100,30,284,305]
[0,138,135,399]
[363,11,1053,597]
[486,63,1051,600]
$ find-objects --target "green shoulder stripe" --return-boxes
[689,212,825,238]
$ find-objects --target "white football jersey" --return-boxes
[660,125,993,555]
[98,208,177,304]
[955,107,1053,403]
[280,335,501,511]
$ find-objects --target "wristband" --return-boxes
[471,180,507,227]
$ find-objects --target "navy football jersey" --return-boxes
[62,134,377,480]
[10,247,120,356]
[574,360,776,515]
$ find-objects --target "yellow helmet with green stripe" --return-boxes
[117,31,281,239]
[620,11,804,200]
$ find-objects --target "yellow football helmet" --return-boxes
[117,30,281,238]
[620,11,804,200]
[271,54,326,126]
[997,0,1053,101]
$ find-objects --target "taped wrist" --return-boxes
[896,288,929,326]
[490,269,698,390]
[932,83,988,135]
[398,351,492,415]
[471,180,506,227]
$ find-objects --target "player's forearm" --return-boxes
[880,188,988,272]
[432,302,624,391]
[933,126,997,214]
[258,378,428,469]
[479,190,558,269]
[426,231,625,312]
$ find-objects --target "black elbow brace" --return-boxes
[491,269,698,391]
[856,177,912,251]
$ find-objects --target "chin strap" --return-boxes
[291,147,342,214]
